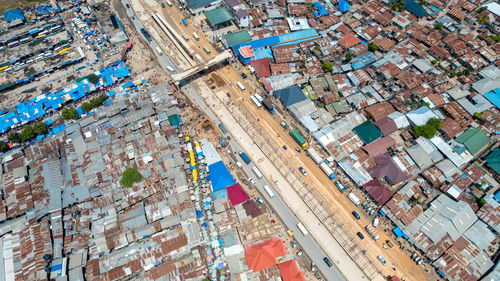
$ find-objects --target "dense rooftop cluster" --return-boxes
[206,0,500,280]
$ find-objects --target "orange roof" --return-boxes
[278,260,306,281]
[239,45,254,58]
[244,236,287,272]
[339,32,361,49]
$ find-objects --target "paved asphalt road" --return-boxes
[119,1,347,279]
[181,85,346,281]
[121,0,178,73]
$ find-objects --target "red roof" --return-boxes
[339,33,361,49]
[278,260,306,281]
[362,179,394,205]
[363,136,396,157]
[389,277,401,281]
[226,183,249,206]
[250,58,271,78]
[245,236,287,272]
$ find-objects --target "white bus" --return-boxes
[250,95,262,108]
[193,33,199,41]
[166,65,174,72]
[155,46,163,55]
[263,185,275,198]
[252,166,263,178]
[297,222,309,236]
[237,81,245,91]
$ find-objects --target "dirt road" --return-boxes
[196,64,436,281]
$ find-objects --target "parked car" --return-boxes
[377,256,387,266]
[283,145,287,150]
[295,147,301,152]
[241,73,247,78]
[248,178,256,185]
[299,167,307,176]
[352,211,361,220]
[323,257,333,267]
[356,232,365,239]
[386,240,393,248]
[226,92,231,97]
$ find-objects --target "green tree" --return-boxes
[90,98,102,108]
[391,0,405,12]
[20,125,35,142]
[418,0,425,4]
[479,198,487,206]
[473,112,483,118]
[33,122,49,135]
[491,35,500,42]
[412,118,441,139]
[431,59,439,65]
[345,53,353,62]
[81,102,93,113]
[87,74,100,84]
[462,69,470,76]
[61,108,79,120]
[98,93,109,103]
[478,14,489,25]
[427,118,441,130]
[322,61,333,73]
[368,42,378,52]
[121,168,143,188]
[8,132,21,143]
[434,22,444,31]
[314,46,321,51]
[0,142,9,152]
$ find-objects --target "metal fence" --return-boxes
[230,103,381,280]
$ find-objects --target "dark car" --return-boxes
[386,240,394,248]
[226,92,231,97]
[283,145,287,150]
[352,211,361,220]
[323,257,333,267]
[241,73,247,78]
[357,232,365,239]
[126,3,130,8]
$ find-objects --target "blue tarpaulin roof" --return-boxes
[49,124,66,135]
[483,88,499,109]
[351,52,377,69]
[393,227,408,239]
[208,161,236,192]
[313,2,329,16]
[337,0,351,13]
[44,119,54,126]
[3,9,25,22]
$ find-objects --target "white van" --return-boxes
[193,33,199,41]
[166,65,174,72]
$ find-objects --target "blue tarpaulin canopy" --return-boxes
[208,161,236,192]
[3,9,25,23]
[393,227,408,239]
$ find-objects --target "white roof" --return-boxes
[387,111,410,128]
[430,136,473,168]
[485,2,500,17]
[405,106,437,126]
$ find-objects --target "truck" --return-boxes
[237,81,245,91]
[155,46,163,55]
[218,123,227,134]
[373,218,380,228]
[306,148,322,164]
[348,192,361,206]
[320,162,335,179]
[239,151,251,164]
[182,18,188,26]
[263,185,275,197]
[280,122,288,129]
[254,93,263,103]
[192,32,199,41]
[203,46,211,54]
[290,129,307,147]
[335,180,346,192]
[166,0,172,6]
[297,222,309,236]
[182,34,189,41]
[140,28,152,41]
[262,99,275,114]
[252,166,263,179]
[364,225,380,241]
[250,95,262,108]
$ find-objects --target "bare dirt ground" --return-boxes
[191,63,439,281]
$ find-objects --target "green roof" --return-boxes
[168,114,181,125]
[455,127,489,155]
[224,30,251,47]
[204,7,234,26]
[486,147,500,174]
[353,121,382,144]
